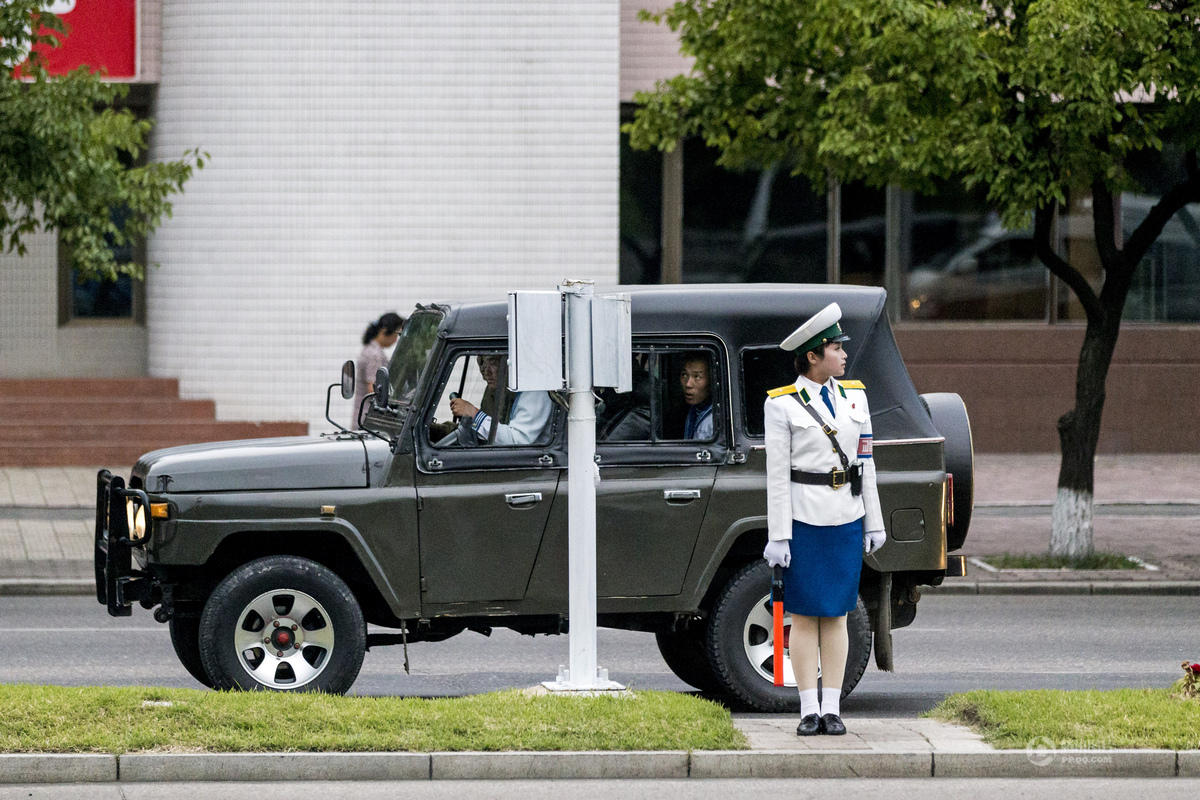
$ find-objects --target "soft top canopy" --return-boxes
[433,284,938,441]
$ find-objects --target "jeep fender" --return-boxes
[157,517,406,617]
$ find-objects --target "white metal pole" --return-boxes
[563,281,598,688]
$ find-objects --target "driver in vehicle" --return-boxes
[448,354,553,445]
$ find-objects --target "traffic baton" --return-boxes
[771,565,785,687]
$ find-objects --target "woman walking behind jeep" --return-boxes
[352,312,404,427]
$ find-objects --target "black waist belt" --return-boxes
[790,463,863,493]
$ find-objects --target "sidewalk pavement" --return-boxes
[2,456,1200,592]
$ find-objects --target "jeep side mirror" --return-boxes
[340,360,355,400]
[373,367,390,408]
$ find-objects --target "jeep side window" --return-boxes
[596,347,719,444]
[741,346,797,437]
[428,352,556,448]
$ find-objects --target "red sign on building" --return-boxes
[33,0,137,79]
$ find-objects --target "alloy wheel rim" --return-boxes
[741,592,798,687]
[232,588,335,689]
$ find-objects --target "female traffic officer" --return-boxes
[761,302,886,736]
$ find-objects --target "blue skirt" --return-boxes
[782,517,864,617]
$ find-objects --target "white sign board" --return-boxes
[507,291,564,392]
[590,294,632,392]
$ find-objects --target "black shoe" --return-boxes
[795,713,822,736]
[820,713,846,735]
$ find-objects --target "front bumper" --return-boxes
[94,470,151,617]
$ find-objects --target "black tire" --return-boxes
[198,556,366,694]
[655,628,725,695]
[705,561,872,712]
[920,392,974,551]
[169,615,215,688]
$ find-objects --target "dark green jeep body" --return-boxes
[96,284,971,709]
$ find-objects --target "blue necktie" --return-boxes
[820,385,836,418]
[685,407,697,438]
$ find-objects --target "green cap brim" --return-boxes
[798,322,850,353]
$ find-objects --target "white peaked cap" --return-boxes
[779,302,848,352]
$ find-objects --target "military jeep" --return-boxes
[96,284,972,710]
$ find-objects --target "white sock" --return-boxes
[821,687,841,717]
[799,688,820,717]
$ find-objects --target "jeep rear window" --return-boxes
[741,346,797,437]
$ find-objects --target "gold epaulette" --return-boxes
[766,384,797,398]
[839,379,866,390]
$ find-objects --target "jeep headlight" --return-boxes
[125,499,147,541]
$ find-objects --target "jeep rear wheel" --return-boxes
[198,556,365,694]
[705,560,872,712]
[655,628,724,695]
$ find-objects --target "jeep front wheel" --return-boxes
[198,556,366,693]
[169,615,215,688]
[705,560,872,711]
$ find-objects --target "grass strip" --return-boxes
[928,689,1200,750]
[0,685,746,754]
[984,551,1140,570]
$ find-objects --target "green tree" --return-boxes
[0,0,203,282]
[627,0,1200,558]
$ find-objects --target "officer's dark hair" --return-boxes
[795,344,827,376]
[681,351,709,370]
[361,312,405,345]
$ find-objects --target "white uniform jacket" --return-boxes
[764,376,885,541]
[471,390,553,446]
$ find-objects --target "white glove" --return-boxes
[763,539,791,568]
[864,530,886,554]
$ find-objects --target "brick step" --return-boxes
[0,444,174,468]
[0,431,309,467]
[0,421,309,442]
[0,398,218,422]
[0,378,180,399]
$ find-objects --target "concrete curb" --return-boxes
[0,578,95,596]
[933,749,1179,778]
[119,752,430,782]
[925,581,1200,595]
[0,754,116,783]
[1,750,1197,783]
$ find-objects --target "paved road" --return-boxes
[4,779,1200,799]
[0,595,1190,714]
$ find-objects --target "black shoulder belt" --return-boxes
[787,394,862,495]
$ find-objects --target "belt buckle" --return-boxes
[830,468,847,489]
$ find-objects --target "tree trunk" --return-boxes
[1039,164,1200,560]
[1050,316,1119,558]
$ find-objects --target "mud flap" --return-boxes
[873,572,894,672]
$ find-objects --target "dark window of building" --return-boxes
[903,184,1047,320]
[620,125,663,285]
[57,86,152,326]
[840,182,885,288]
[681,141,826,284]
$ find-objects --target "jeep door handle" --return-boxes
[663,489,701,503]
[505,492,543,508]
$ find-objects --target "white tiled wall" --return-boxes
[620,0,691,102]
[147,1,620,429]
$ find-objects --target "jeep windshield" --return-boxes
[384,308,443,411]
